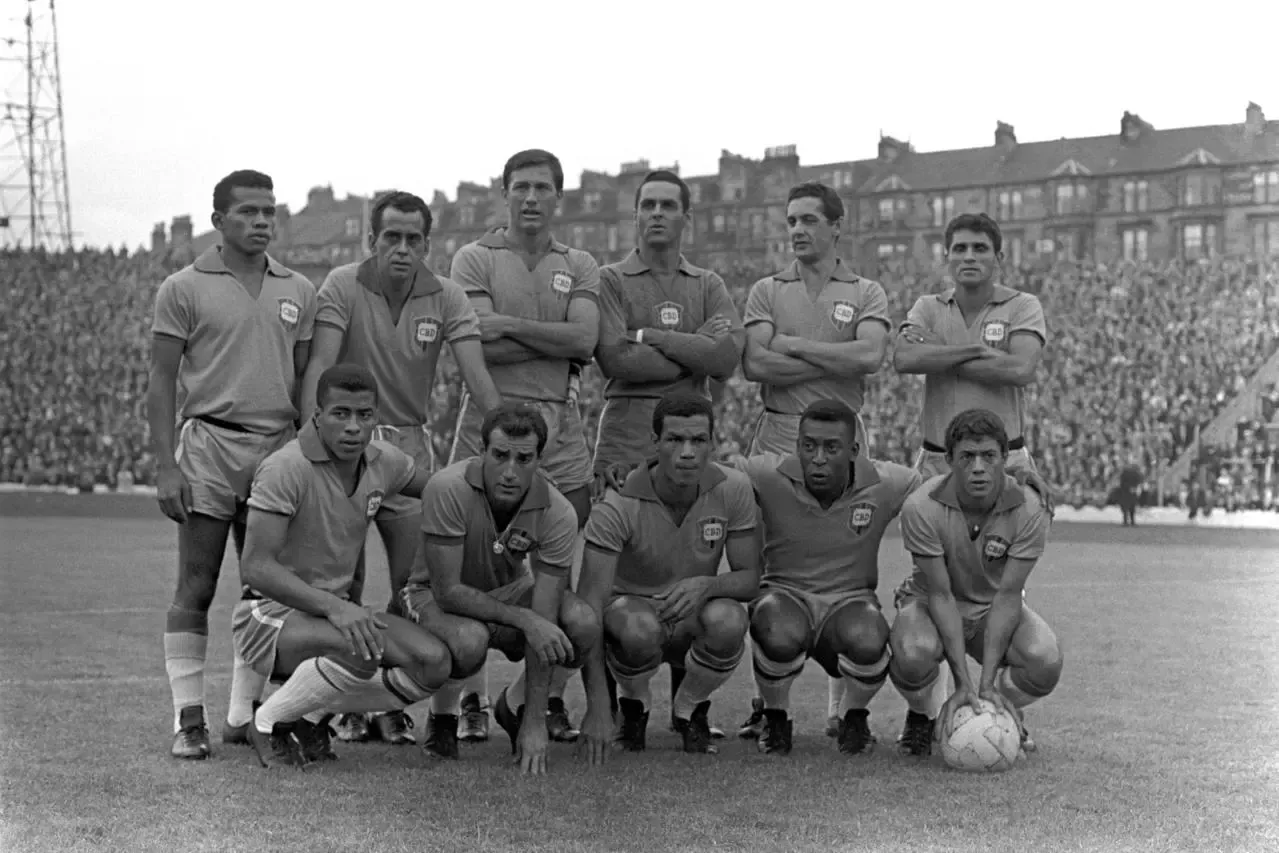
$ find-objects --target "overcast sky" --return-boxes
[4,0,1275,248]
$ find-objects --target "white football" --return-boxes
[937,699,1022,773]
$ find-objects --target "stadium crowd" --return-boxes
[4,245,1278,510]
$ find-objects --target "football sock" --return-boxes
[302,711,327,724]
[751,642,805,712]
[164,607,208,732]
[430,679,465,716]
[827,676,844,718]
[226,653,266,728]
[608,655,658,711]
[672,642,744,720]
[329,667,437,714]
[891,665,945,719]
[997,666,1046,709]
[256,657,373,734]
[461,663,489,710]
[837,650,890,713]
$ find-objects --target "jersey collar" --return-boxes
[615,249,702,278]
[938,284,1020,305]
[776,453,881,495]
[929,473,1025,512]
[297,420,383,464]
[772,258,860,283]
[477,227,569,255]
[354,256,442,298]
[622,459,726,502]
[463,456,552,511]
[194,246,291,278]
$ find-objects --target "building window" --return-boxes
[930,240,944,265]
[1181,222,1218,259]
[1254,170,1279,204]
[1121,227,1149,261]
[751,212,765,240]
[1122,180,1149,213]
[583,191,601,214]
[1254,219,1279,255]
[877,198,894,223]
[608,225,618,252]
[345,217,360,238]
[877,241,908,259]
[712,213,725,233]
[445,238,456,254]
[1182,173,1215,207]
[930,195,955,228]
[684,219,694,245]
[459,206,475,227]
[1051,229,1088,261]
[689,184,701,206]
[1006,236,1023,267]
[996,190,1023,221]
[1054,182,1089,216]
[571,225,584,247]
[843,171,854,188]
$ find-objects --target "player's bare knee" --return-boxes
[749,600,806,662]
[173,567,220,612]
[826,606,889,665]
[1022,634,1064,690]
[559,592,601,652]
[446,620,491,678]
[402,633,452,686]
[604,597,664,663]
[889,625,943,680]
[697,598,748,655]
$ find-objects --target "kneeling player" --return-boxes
[236,364,450,768]
[405,403,599,776]
[737,401,920,755]
[890,408,1063,756]
[577,393,759,760]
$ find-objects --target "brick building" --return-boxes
[424,103,1279,273]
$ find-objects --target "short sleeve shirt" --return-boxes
[739,453,922,595]
[583,461,757,597]
[315,258,479,426]
[449,229,600,403]
[152,247,316,434]
[246,422,416,600]
[742,260,890,415]
[417,458,579,591]
[902,286,1048,446]
[899,474,1049,619]
[597,250,744,399]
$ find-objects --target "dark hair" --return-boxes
[787,181,844,222]
[370,190,433,238]
[213,170,273,214]
[316,363,379,409]
[481,402,549,455]
[944,212,1003,255]
[944,409,1009,456]
[634,169,690,213]
[652,392,715,438]
[502,149,564,192]
[799,399,859,445]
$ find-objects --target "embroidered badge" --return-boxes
[699,517,726,548]
[506,529,534,556]
[656,301,682,329]
[981,320,1007,346]
[983,535,1010,561]
[278,297,301,327]
[365,491,384,518]
[550,271,573,295]
[413,316,441,348]
[831,300,857,329]
[849,502,876,534]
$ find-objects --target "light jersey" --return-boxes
[152,246,316,434]
[449,228,600,403]
[902,285,1048,446]
[899,473,1050,620]
[416,457,578,592]
[315,258,480,427]
[583,460,757,597]
[738,452,922,596]
[742,259,890,415]
[597,250,744,399]
[245,421,416,600]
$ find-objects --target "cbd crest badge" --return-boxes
[505,529,534,557]
[831,300,857,329]
[848,502,876,534]
[983,535,1010,561]
[981,320,1007,346]
[413,316,441,348]
[550,271,573,295]
[656,301,682,329]
[277,297,301,328]
[365,491,384,518]
[699,517,726,548]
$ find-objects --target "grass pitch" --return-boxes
[1,491,1277,853]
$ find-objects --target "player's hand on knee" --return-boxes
[653,576,713,625]
[155,467,192,524]
[578,705,612,767]
[522,615,573,668]
[327,601,387,661]
[515,716,550,776]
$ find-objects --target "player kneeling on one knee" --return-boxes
[404,402,599,776]
[576,393,760,762]
[234,364,452,768]
[736,400,920,756]
[889,408,1063,758]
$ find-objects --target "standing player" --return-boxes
[890,409,1063,757]
[576,393,759,759]
[593,169,744,736]
[738,400,920,755]
[739,181,890,738]
[299,190,501,745]
[894,212,1047,482]
[237,364,448,767]
[404,403,599,776]
[147,169,316,759]
[445,149,599,743]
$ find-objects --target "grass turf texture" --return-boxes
[2,491,1277,853]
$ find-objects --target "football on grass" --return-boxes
[937,699,1022,773]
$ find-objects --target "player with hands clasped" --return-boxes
[890,408,1064,758]
[577,393,760,761]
